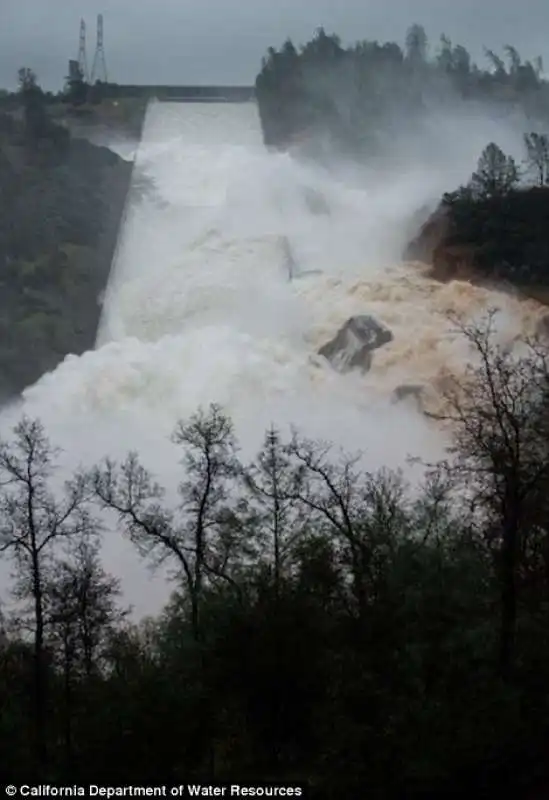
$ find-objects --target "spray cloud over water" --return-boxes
[1,99,545,615]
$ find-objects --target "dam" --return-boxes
[100,84,255,102]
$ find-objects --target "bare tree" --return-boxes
[523,132,549,186]
[504,45,521,75]
[428,312,549,677]
[436,35,454,73]
[46,537,127,767]
[281,433,412,617]
[47,537,127,678]
[0,416,97,768]
[243,425,308,598]
[93,404,241,643]
[484,48,506,77]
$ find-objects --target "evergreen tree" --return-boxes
[470,142,520,198]
[405,24,428,65]
[17,67,48,138]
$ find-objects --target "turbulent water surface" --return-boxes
[0,100,545,615]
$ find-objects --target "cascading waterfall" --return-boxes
[0,100,545,615]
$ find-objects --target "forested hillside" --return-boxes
[0,70,132,399]
[256,26,549,158]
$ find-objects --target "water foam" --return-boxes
[1,100,545,615]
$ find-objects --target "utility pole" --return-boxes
[91,14,108,84]
[77,18,89,82]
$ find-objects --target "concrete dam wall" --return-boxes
[101,85,255,102]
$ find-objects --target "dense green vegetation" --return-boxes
[2,317,549,796]
[0,69,132,399]
[443,138,549,285]
[404,136,549,290]
[256,26,549,158]
[442,189,549,287]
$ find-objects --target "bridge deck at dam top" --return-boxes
[103,85,256,102]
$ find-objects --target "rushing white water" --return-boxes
[0,100,545,616]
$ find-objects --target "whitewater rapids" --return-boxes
[0,100,546,616]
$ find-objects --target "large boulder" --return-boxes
[318,315,393,373]
[391,384,426,413]
[431,242,479,281]
[404,202,480,281]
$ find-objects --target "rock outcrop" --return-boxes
[392,383,424,403]
[404,203,450,264]
[403,187,549,297]
[318,315,393,373]
[404,202,481,281]
[391,384,427,413]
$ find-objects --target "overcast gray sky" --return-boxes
[1,0,548,91]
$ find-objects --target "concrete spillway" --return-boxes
[1,100,542,617]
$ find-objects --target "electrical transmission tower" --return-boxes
[91,14,108,83]
[77,18,89,82]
